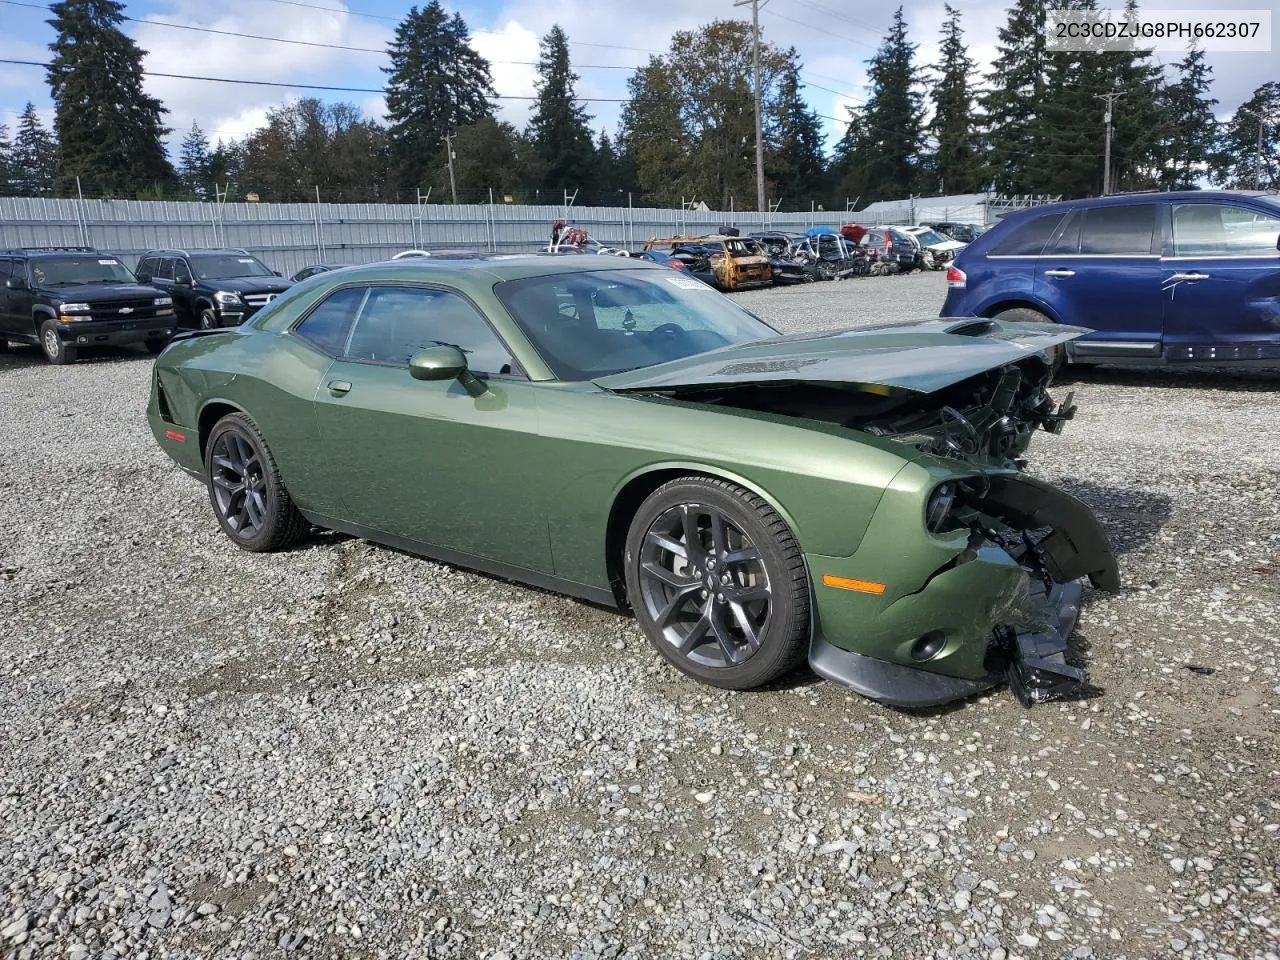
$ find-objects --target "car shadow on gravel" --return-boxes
[1052,478,1172,560]
[0,343,159,368]
[1059,364,1280,391]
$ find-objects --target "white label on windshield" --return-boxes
[666,276,709,290]
[98,259,118,265]
[238,258,255,263]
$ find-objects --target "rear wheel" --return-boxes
[205,413,309,552]
[40,319,75,365]
[624,477,810,690]
[993,306,1064,372]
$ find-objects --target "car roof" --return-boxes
[141,248,257,257]
[325,254,663,285]
[2,247,102,258]
[1005,189,1279,218]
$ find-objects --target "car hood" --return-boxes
[45,283,163,301]
[594,318,1087,396]
[205,276,293,294]
[920,238,967,252]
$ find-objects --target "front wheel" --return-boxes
[40,319,75,365]
[993,306,1063,373]
[624,477,810,690]
[199,308,219,330]
[205,413,310,552]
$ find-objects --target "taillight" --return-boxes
[669,260,687,270]
[946,265,967,288]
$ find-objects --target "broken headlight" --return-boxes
[926,483,958,534]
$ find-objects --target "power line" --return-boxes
[761,7,874,49]
[0,58,755,104]
[0,1,644,68]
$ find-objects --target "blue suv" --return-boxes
[941,191,1280,367]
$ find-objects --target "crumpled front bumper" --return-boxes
[809,568,1089,709]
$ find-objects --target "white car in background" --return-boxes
[903,225,968,269]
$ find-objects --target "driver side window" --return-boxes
[173,259,193,283]
[156,258,175,282]
[344,286,515,374]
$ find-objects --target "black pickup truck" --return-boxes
[0,247,176,364]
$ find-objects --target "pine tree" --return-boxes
[620,59,689,206]
[0,122,11,195]
[47,0,174,196]
[434,116,532,200]
[830,107,872,208]
[980,0,1049,194]
[384,1,495,195]
[528,25,597,193]
[858,7,925,201]
[1156,46,1217,189]
[767,49,826,208]
[11,103,57,197]
[1210,82,1280,190]
[205,140,241,193]
[928,5,980,194]
[179,122,212,198]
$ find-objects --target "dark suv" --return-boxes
[136,248,293,330]
[0,247,176,364]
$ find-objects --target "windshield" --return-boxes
[191,254,275,280]
[914,229,949,245]
[495,268,779,381]
[29,255,135,287]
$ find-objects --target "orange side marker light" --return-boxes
[821,575,886,595]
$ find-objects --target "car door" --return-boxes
[1162,201,1280,362]
[5,259,37,340]
[0,258,13,337]
[309,283,551,571]
[1034,203,1163,360]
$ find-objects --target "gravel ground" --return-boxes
[1,271,1278,960]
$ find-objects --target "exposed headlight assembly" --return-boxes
[925,483,958,534]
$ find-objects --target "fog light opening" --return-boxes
[910,631,946,663]
[77,336,87,344]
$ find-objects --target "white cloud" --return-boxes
[471,20,541,128]
[131,0,392,144]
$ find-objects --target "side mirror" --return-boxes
[136,273,152,284]
[175,276,193,287]
[409,345,486,397]
[5,276,27,291]
[273,270,283,277]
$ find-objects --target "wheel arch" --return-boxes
[197,399,247,461]
[980,297,1063,325]
[604,462,802,607]
[32,305,56,336]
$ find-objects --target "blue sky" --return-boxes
[2,0,1277,165]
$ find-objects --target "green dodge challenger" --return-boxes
[149,256,1118,707]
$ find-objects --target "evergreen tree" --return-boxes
[11,103,57,197]
[528,25,596,192]
[0,122,11,194]
[858,7,925,201]
[46,0,174,196]
[766,49,826,207]
[1210,82,1280,190]
[1156,46,1217,189]
[928,5,980,194]
[179,121,211,199]
[979,0,1048,193]
[205,139,241,193]
[829,106,872,208]
[384,1,495,196]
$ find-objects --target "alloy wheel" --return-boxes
[209,431,268,538]
[43,328,60,359]
[637,502,772,669]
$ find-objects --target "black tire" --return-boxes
[144,338,167,355]
[993,306,1064,372]
[624,477,810,690]
[39,319,75,365]
[204,412,309,552]
[199,307,219,330]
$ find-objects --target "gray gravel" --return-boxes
[1,271,1278,960]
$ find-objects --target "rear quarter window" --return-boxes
[988,213,1065,256]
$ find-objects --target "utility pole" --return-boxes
[445,132,458,204]
[1096,92,1125,195]
[1258,118,1266,190]
[734,0,768,214]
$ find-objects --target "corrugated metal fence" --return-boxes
[0,198,851,276]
